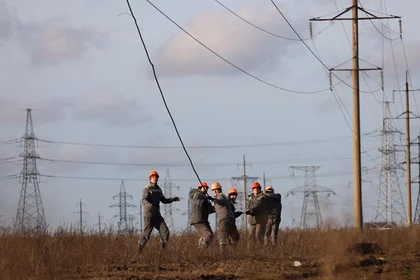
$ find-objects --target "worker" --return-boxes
[138,170,180,253]
[210,182,237,251]
[263,186,282,247]
[189,181,215,249]
[245,182,268,248]
[226,188,242,246]
[227,188,243,219]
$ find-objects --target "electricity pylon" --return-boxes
[14,109,47,233]
[372,101,406,228]
[162,169,179,232]
[287,166,336,228]
[110,181,136,232]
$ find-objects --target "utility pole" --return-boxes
[98,212,104,232]
[287,166,336,228]
[393,72,420,227]
[412,135,420,224]
[73,198,88,234]
[15,109,47,233]
[263,173,266,188]
[310,1,401,230]
[243,155,247,230]
[110,181,136,233]
[231,155,259,233]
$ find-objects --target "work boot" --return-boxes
[161,242,167,249]
[138,244,144,254]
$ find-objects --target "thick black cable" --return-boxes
[125,0,202,184]
[144,0,339,94]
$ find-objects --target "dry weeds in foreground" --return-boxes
[1,227,420,279]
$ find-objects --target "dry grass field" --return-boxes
[1,226,420,279]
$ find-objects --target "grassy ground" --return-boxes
[1,227,420,279]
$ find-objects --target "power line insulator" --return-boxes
[309,22,313,39]
[399,19,402,39]
[329,71,332,90]
[380,70,384,91]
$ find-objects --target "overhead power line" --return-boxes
[36,170,357,182]
[25,152,376,168]
[125,0,202,184]
[213,0,333,41]
[33,135,358,149]
[144,0,349,95]
[269,0,381,94]
[32,131,380,150]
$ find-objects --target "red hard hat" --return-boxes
[199,181,209,188]
[148,170,159,178]
[252,182,261,189]
[228,188,238,196]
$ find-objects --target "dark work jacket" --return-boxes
[142,183,173,217]
[265,192,282,219]
[247,192,268,225]
[189,188,214,224]
[228,198,243,219]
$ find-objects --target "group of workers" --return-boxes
[137,170,282,253]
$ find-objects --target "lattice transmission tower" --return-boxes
[287,166,336,228]
[162,169,179,232]
[372,101,406,228]
[110,181,136,232]
[14,109,47,233]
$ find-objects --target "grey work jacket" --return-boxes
[213,192,234,223]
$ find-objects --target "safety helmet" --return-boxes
[252,182,261,189]
[199,181,209,188]
[228,188,238,196]
[265,186,274,192]
[148,170,159,178]
[211,182,222,191]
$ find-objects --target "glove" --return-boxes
[245,209,251,215]
[172,197,180,202]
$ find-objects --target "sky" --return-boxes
[1,0,420,232]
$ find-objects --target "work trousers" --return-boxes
[264,216,280,246]
[193,222,214,249]
[218,218,238,250]
[248,222,266,248]
[138,216,169,249]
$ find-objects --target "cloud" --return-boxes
[0,1,106,64]
[71,92,154,126]
[18,18,107,65]
[153,3,307,77]
[0,97,73,125]
[0,0,14,42]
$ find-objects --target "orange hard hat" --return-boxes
[148,170,159,178]
[228,188,238,196]
[211,182,222,191]
[265,186,274,192]
[199,181,209,188]
[252,182,261,189]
